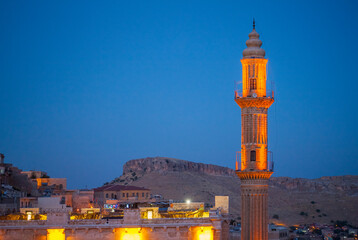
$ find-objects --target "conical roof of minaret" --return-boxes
[242,20,266,58]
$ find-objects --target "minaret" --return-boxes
[235,20,274,240]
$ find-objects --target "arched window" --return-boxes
[105,193,108,198]
[250,78,257,90]
[250,150,256,161]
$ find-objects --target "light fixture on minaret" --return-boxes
[234,20,274,240]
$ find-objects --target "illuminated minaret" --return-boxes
[235,20,274,240]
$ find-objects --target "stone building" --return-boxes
[0,196,230,239]
[94,184,151,207]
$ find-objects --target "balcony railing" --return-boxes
[235,151,274,172]
[234,81,275,99]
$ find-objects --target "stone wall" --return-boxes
[0,209,229,240]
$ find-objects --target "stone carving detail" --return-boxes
[235,97,274,108]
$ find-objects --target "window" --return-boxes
[123,193,125,198]
[142,193,144,197]
[111,193,114,199]
[249,64,256,78]
[114,195,117,199]
[146,193,148,198]
[250,78,257,90]
[126,193,128,197]
[147,210,153,219]
[105,193,108,198]
[250,150,256,161]
[136,192,138,197]
[132,193,135,197]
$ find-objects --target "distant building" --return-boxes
[94,184,151,207]
[34,178,67,191]
[0,154,38,214]
[72,189,94,212]
[21,170,48,179]
[268,225,289,240]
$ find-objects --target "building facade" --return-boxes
[0,199,230,240]
[235,21,274,240]
[94,184,151,207]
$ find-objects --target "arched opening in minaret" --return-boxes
[250,150,256,161]
[250,78,257,90]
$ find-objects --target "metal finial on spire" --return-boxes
[253,18,256,29]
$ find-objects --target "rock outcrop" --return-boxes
[108,157,358,226]
[110,157,235,185]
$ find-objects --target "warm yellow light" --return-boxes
[186,199,191,204]
[47,229,65,240]
[193,227,213,240]
[115,228,142,240]
[26,211,32,221]
[147,210,153,219]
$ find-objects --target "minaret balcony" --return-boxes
[235,151,274,172]
[234,89,274,99]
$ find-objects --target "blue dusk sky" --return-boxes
[1,1,357,189]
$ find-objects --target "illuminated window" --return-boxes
[115,228,142,240]
[250,78,257,90]
[250,150,256,161]
[147,210,153,219]
[26,211,32,221]
[47,229,65,240]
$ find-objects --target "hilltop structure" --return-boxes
[235,20,274,240]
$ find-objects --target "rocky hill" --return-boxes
[109,157,358,226]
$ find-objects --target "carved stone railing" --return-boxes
[68,219,124,225]
[0,220,47,226]
[141,217,212,225]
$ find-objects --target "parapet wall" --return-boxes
[0,210,229,240]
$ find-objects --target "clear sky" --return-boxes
[1,0,357,189]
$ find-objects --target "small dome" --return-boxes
[242,27,265,58]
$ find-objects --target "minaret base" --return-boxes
[240,178,269,240]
